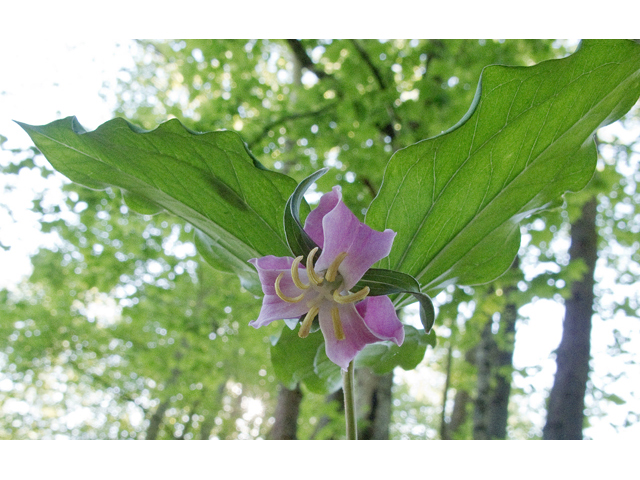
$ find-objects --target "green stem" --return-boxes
[342,360,357,440]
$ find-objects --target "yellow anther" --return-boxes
[333,285,370,304]
[325,251,348,282]
[275,272,304,303]
[290,256,309,290]
[331,306,345,341]
[306,247,324,286]
[298,306,319,338]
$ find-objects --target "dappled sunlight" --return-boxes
[2,38,640,444]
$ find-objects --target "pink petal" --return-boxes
[248,256,318,328]
[356,296,405,346]
[315,198,396,290]
[318,303,379,370]
[319,296,405,370]
[249,256,296,296]
[249,293,311,328]
[303,186,342,247]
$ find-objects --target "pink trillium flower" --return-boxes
[249,186,405,370]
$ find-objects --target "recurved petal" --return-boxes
[249,256,304,296]
[249,292,313,328]
[356,296,405,346]
[315,198,396,290]
[318,303,380,370]
[248,256,318,328]
[303,185,342,248]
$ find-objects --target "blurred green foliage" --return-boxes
[2,39,638,439]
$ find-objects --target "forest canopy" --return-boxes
[2,39,640,441]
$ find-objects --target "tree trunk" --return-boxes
[543,196,597,440]
[309,369,393,440]
[448,389,471,439]
[146,398,170,440]
[473,260,519,440]
[145,366,181,440]
[199,380,228,439]
[268,383,303,439]
[439,337,455,439]
[356,369,394,440]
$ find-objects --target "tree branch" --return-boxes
[286,40,329,80]
[349,40,402,144]
[247,102,337,149]
[350,40,387,90]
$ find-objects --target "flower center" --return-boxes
[274,247,370,341]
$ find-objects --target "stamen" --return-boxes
[290,256,309,290]
[298,306,319,338]
[306,247,323,286]
[325,251,348,282]
[333,285,370,304]
[275,272,304,303]
[331,307,345,341]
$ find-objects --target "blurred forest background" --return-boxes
[1,39,639,440]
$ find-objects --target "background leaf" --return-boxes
[16,117,298,281]
[270,323,337,394]
[355,326,436,375]
[366,40,640,294]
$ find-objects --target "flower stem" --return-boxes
[342,360,357,440]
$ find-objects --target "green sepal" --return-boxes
[283,168,328,261]
[355,268,436,333]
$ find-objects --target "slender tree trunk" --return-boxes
[145,366,181,440]
[308,369,393,440]
[448,389,471,439]
[472,318,516,439]
[439,337,455,439]
[356,369,394,440]
[146,398,171,440]
[473,259,519,440]
[268,383,303,439]
[199,380,228,439]
[440,334,472,440]
[543,197,598,440]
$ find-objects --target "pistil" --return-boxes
[276,248,371,342]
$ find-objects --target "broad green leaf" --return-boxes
[270,324,322,390]
[355,325,436,375]
[272,322,436,391]
[355,268,435,332]
[366,40,640,294]
[194,228,262,295]
[270,323,340,394]
[312,344,343,394]
[16,117,297,282]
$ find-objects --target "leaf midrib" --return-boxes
[389,56,639,284]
